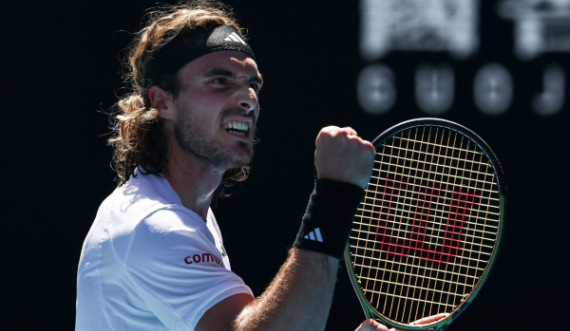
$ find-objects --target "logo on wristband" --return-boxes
[304,227,324,242]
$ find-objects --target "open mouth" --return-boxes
[224,120,250,137]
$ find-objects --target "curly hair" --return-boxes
[108,0,252,190]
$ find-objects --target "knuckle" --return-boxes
[320,126,340,138]
[322,125,340,133]
[341,127,358,137]
[359,320,373,330]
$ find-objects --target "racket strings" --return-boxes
[350,126,500,325]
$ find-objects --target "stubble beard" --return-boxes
[173,104,254,171]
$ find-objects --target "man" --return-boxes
[76,1,420,330]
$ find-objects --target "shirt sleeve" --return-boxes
[122,207,253,331]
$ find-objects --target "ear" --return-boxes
[148,86,175,120]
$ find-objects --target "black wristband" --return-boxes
[293,179,365,260]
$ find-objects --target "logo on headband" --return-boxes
[224,32,247,45]
[144,25,255,88]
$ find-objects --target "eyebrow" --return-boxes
[203,68,263,86]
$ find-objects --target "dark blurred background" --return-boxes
[3,0,568,329]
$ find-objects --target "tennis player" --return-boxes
[76,1,419,330]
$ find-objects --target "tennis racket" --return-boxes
[345,118,506,331]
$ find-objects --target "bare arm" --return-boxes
[197,126,375,331]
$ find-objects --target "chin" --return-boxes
[213,143,249,168]
[230,149,253,166]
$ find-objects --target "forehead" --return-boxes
[180,50,261,80]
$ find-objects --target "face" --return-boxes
[169,51,262,170]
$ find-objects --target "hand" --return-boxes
[355,319,401,331]
[409,313,449,326]
[314,126,375,189]
[354,312,449,331]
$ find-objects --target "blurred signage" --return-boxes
[360,0,479,61]
[498,0,570,60]
[358,0,566,116]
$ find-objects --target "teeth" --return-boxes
[224,121,250,132]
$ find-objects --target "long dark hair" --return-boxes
[108,0,252,192]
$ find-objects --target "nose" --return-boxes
[236,87,258,114]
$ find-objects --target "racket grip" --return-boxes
[293,179,364,259]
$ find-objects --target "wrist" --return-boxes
[292,179,365,260]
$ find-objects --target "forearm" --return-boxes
[234,248,339,331]
[198,128,372,331]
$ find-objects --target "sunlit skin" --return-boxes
[148,50,262,220]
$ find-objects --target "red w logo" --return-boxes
[373,178,478,265]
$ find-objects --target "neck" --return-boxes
[162,142,224,221]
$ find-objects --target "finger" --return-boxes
[355,319,386,331]
[361,139,376,152]
[355,319,401,331]
[341,126,358,136]
[315,126,340,145]
[409,313,449,326]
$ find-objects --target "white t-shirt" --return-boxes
[76,171,253,331]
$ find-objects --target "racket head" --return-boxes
[345,118,506,331]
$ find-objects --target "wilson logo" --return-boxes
[184,253,224,267]
[373,178,479,265]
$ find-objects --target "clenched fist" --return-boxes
[314,126,375,189]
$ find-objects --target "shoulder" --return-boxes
[104,172,210,263]
[124,206,216,266]
[114,172,181,218]
[109,171,188,235]
[133,206,208,242]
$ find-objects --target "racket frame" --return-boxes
[344,118,506,331]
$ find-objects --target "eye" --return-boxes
[212,77,228,85]
[250,83,262,93]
